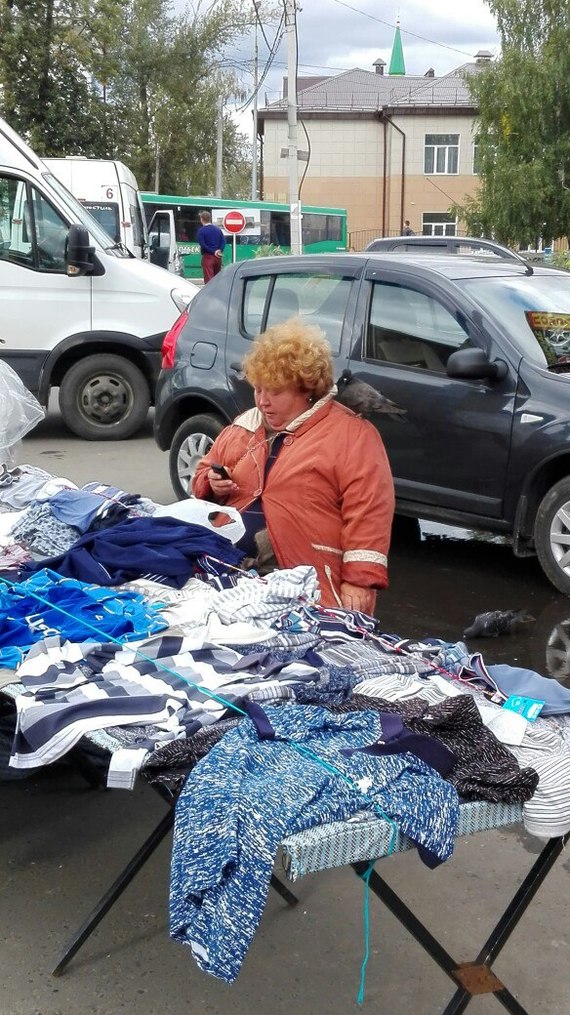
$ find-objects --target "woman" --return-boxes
[192,319,395,613]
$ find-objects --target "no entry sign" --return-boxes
[223,210,246,234]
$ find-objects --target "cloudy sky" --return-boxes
[228,0,500,136]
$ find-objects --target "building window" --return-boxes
[422,212,457,236]
[424,134,459,174]
[473,140,480,175]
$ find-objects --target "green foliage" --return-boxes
[252,243,284,257]
[552,249,570,271]
[457,0,570,246]
[0,0,257,194]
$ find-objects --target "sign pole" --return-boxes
[232,234,237,264]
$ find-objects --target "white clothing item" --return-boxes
[0,510,26,544]
[475,699,528,747]
[508,724,570,838]
[212,566,319,625]
[153,498,245,545]
[34,477,78,499]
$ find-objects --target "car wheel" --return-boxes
[534,477,570,594]
[169,414,225,500]
[59,354,150,440]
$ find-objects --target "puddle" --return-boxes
[382,517,570,686]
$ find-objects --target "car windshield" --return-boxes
[41,172,130,254]
[459,273,570,368]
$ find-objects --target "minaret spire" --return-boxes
[389,17,406,75]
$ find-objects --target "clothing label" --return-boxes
[106,747,149,790]
[484,708,527,746]
[502,694,545,721]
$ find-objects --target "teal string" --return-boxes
[0,575,248,717]
[355,811,399,1005]
[357,860,375,1005]
[2,571,402,1000]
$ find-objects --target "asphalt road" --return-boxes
[1,407,568,1015]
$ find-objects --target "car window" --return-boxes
[242,275,272,336]
[366,281,471,371]
[0,174,68,272]
[460,274,570,367]
[265,273,352,353]
[456,241,501,258]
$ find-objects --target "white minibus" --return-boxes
[0,118,197,440]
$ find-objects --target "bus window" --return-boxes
[327,215,343,242]
[81,202,120,243]
[303,213,344,246]
[174,207,201,242]
[302,214,328,244]
[270,212,290,247]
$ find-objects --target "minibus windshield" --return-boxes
[42,173,130,254]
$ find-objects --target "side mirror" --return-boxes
[66,224,95,276]
[447,347,508,382]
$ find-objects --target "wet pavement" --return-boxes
[0,408,568,1015]
[383,516,570,688]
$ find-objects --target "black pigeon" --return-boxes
[463,609,535,639]
[335,369,407,419]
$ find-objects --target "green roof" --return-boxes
[389,23,406,76]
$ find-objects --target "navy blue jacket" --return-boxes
[197,223,226,255]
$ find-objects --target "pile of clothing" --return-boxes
[2,464,570,985]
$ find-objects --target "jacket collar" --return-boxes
[235,386,338,435]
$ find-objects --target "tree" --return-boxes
[0,0,126,156]
[0,0,262,194]
[457,0,570,246]
[110,0,255,193]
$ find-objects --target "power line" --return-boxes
[237,13,285,112]
[252,0,272,52]
[330,0,484,59]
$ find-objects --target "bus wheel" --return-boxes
[59,354,150,440]
[169,414,225,500]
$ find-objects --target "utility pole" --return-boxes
[251,9,259,200]
[284,0,302,255]
[215,93,224,198]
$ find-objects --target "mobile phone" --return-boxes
[211,462,230,480]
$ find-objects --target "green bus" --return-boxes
[140,193,347,280]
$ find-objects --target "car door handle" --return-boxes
[230,362,243,373]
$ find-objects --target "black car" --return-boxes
[365,235,524,261]
[154,253,570,595]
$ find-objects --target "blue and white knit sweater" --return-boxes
[170,704,459,982]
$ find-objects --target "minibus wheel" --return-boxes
[59,354,150,440]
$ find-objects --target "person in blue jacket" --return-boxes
[197,210,226,283]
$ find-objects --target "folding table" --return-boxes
[3,682,568,1013]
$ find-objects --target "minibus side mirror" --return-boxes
[66,224,95,276]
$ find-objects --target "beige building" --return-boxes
[258,50,491,248]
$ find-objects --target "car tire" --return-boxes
[59,354,150,440]
[169,414,225,501]
[534,477,570,595]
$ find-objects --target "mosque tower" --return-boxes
[388,17,406,75]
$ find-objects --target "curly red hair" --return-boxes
[243,317,334,400]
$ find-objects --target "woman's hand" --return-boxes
[340,582,376,617]
[207,467,238,500]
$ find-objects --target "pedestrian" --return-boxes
[192,318,395,613]
[402,220,415,236]
[196,210,226,283]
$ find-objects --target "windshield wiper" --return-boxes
[105,241,132,257]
